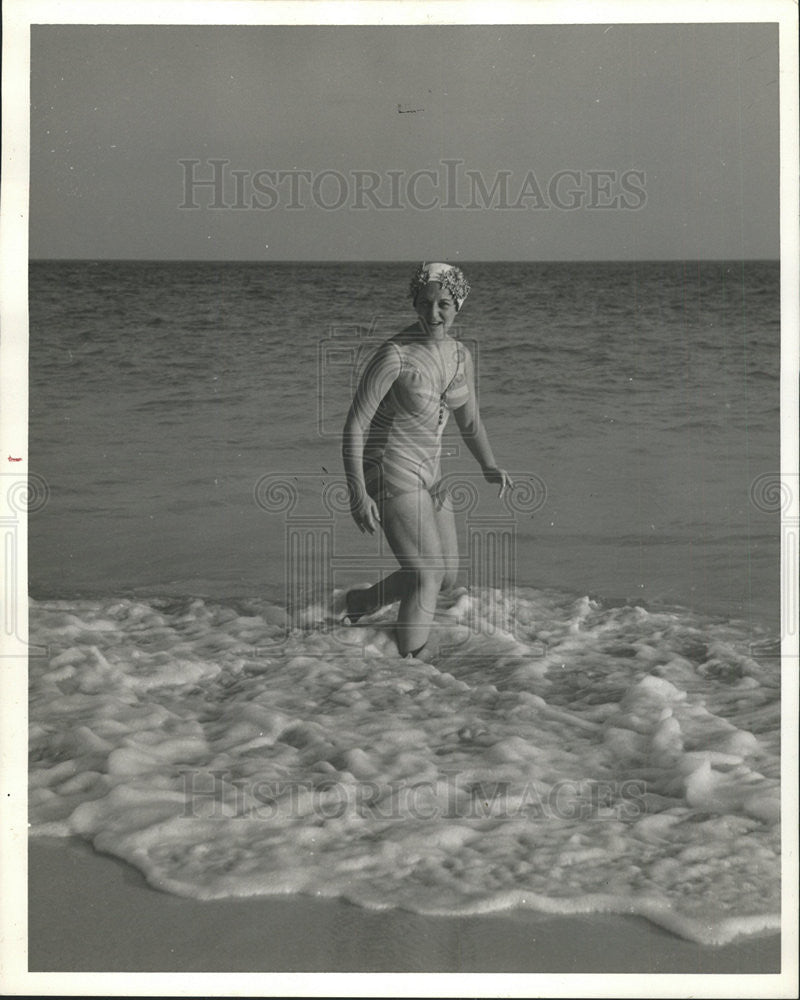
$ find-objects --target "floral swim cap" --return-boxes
[409,262,471,311]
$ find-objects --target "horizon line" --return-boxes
[29,256,781,264]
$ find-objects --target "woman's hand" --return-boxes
[483,466,514,498]
[350,488,381,534]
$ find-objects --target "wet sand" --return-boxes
[27,836,781,975]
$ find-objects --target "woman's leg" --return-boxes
[345,568,408,618]
[376,489,447,656]
[346,490,459,619]
[344,489,459,642]
[431,492,460,592]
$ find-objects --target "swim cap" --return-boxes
[409,261,471,311]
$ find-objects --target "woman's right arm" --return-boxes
[341,342,401,533]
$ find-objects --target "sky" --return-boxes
[29,22,779,260]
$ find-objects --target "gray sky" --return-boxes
[29,22,779,260]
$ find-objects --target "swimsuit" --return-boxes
[356,338,470,506]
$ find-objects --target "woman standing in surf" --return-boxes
[341,262,513,658]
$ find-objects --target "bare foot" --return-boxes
[400,632,439,662]
[343,587,378,624]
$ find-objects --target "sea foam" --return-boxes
[28,586,780,945]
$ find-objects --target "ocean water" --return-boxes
[27,259,781,944]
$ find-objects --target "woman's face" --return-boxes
[414,282,458,337]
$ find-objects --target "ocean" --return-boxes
[27,259,781,945]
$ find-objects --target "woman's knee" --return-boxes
[440,568,459,592]
[416,564,446,594]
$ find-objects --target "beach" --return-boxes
[4,12,795,993]
[21,259,785,981]
[29,837,780,974]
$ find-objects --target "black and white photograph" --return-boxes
[1,0,797,995]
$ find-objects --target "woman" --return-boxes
[341,262,513,658]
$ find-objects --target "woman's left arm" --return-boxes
[452,347,514,497]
